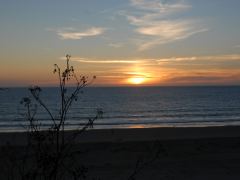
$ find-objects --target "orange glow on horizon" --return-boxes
[128,77,146,85]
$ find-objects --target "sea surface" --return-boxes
[0,86,240,132]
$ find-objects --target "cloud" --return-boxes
[157,54,240,64]
[137,21,208,50]
[56,27,106,40]
[160,69,240,85]
[108,42,124,48]
[61,54,240,65]
[62,57,143,64]
[130,0,191,14]
[164,74,236,84]
[124,0,207,50]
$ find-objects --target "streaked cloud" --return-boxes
[130,0,191,14]
[61,54,240,65]
[56,27,106,40]
[160,70,240,85]
[108,42,124,48]
[137,21,207,51]
[61,57,144,64]
[157,54,240,64]
[123,0,207,50]
[75,59,138,64]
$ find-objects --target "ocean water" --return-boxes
[0,86,240,131]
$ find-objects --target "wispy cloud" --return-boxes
[108,42,124,48]
[123,0,207,50]
[157,54,240,64]
[160,69,240,85]
[163,74,237,85]
[56,27,106,40]
[130,0,191,15]
[61,54,240,65]
[61,57,143,64]
[136,20,207,50]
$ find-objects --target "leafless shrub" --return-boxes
[16,54,102,180]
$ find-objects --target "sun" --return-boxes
[128,77,145,85]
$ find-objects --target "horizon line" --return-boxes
[2,84,240,89]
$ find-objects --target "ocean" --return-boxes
[0,86,240,131]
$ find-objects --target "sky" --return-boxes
[1,0,240,87]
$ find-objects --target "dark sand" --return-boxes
[1,126,240,179]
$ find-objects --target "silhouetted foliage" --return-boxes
[1,55,163,180]
[16,54,102,180]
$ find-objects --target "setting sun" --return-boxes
[128,77,145,85]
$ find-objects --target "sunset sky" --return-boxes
[1,0,240,86]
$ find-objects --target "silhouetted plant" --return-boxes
[1,55,164,180]
[17,54,103,180]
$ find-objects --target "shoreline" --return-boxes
[1,125,240,146]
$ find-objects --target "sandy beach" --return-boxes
[1,126,240,179]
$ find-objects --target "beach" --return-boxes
[1,126,240,179]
